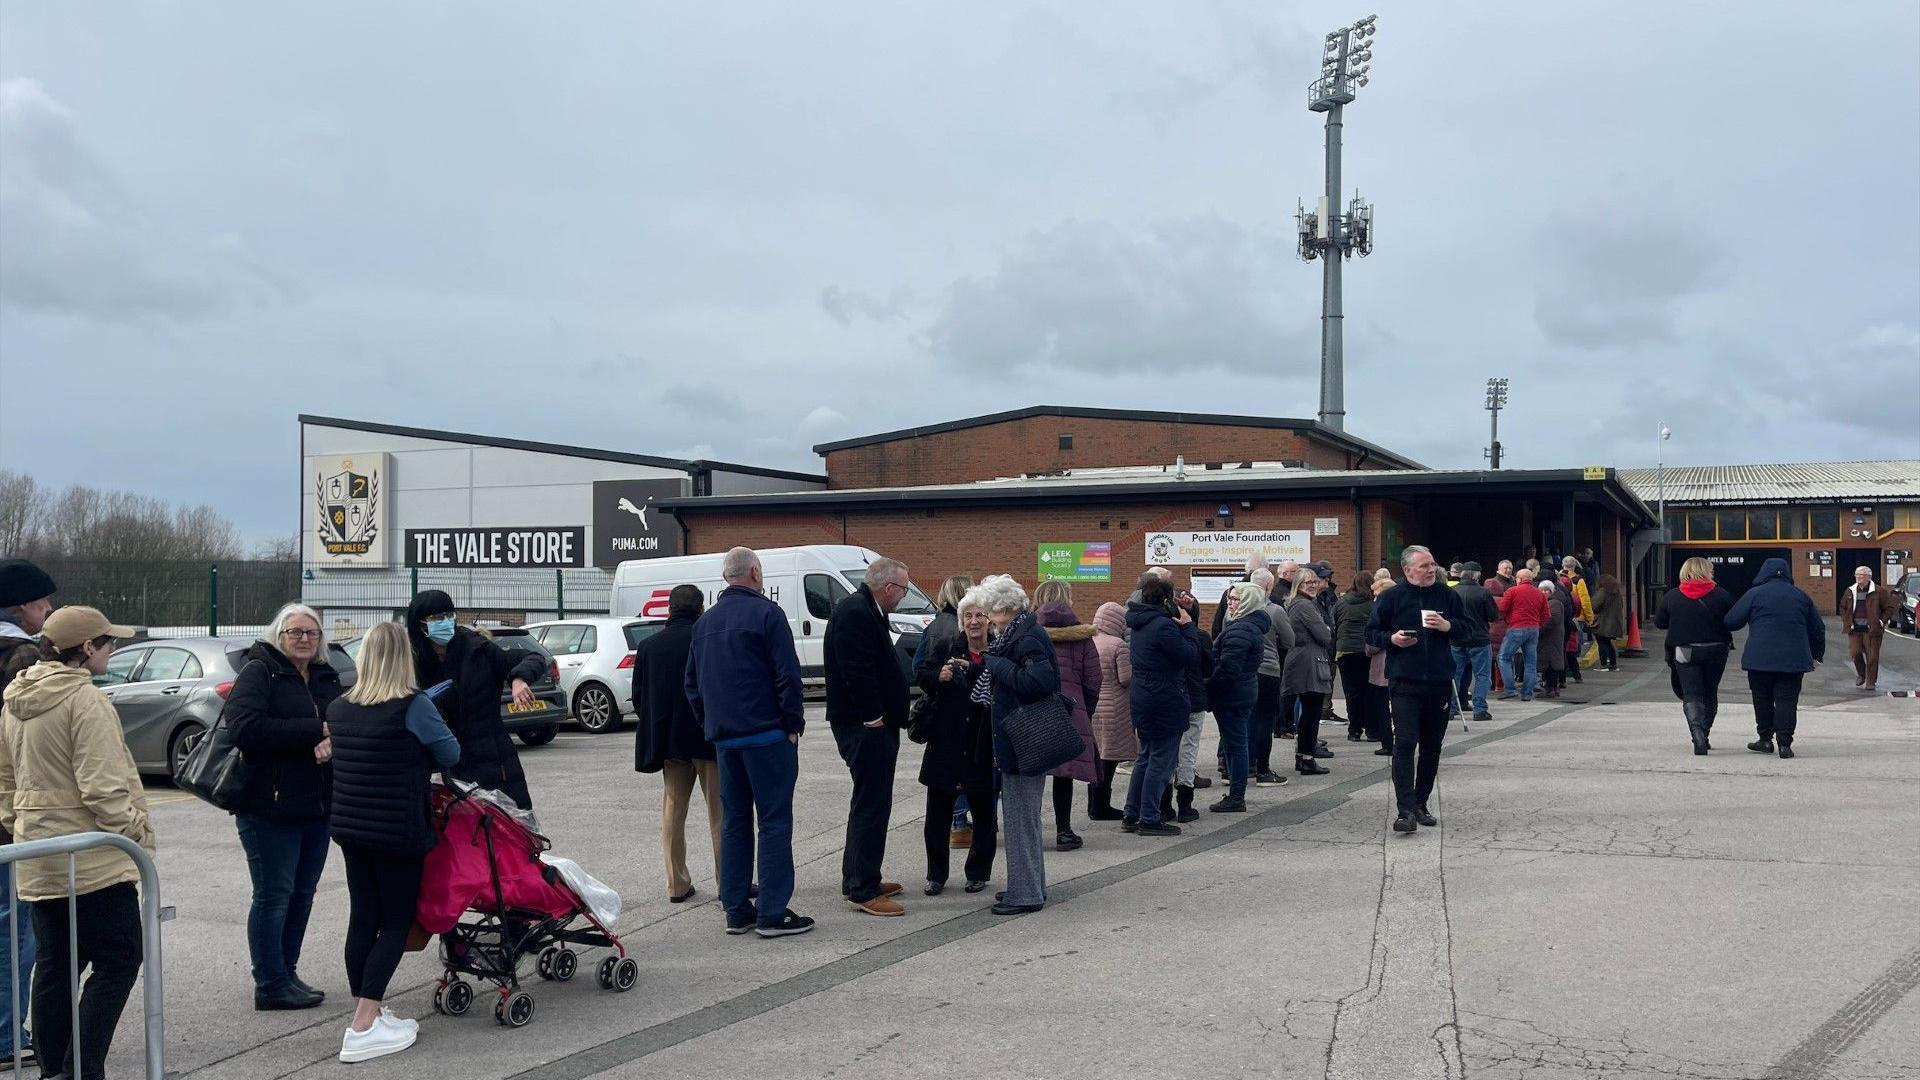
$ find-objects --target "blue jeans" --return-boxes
[235,814,330,992]
[952,792,971,830]
[1499,628,1539,701]
[1453,645,1492,714]
[0,865,32,1056]
[717,738,798,928]
[1213,705,1251,799]
[1122,732,1182,826]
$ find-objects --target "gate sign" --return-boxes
[1141,530,1311,568]
[1037,542,1112,583]
[309,454,391,567]
[406,527,587,568]
[592,479,685,568]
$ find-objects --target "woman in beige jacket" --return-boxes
[0,606,152,1080]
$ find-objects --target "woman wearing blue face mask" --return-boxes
[403,591,546,809]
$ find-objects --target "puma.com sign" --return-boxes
[592,479,686,568]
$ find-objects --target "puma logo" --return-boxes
[617,498,650,530]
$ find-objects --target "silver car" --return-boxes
[95,637,356,781]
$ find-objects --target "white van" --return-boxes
[610,545,936,684]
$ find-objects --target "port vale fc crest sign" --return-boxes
[309,453,392,566]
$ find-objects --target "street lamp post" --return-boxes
[1657,423,1671,540]
[1296,14,1377,433]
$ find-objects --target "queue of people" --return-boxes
[0,534,1890,1070]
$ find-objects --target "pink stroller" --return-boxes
[416,782,636,1027]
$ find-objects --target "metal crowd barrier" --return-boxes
[1,832,167,1080]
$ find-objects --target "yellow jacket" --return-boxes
[0,662,155,901]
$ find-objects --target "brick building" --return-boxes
[665,407,1655,614]
[1620,461,1920,615]
[816,405,1419,488]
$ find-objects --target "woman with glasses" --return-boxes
[404,590,546,810]
[225,602,345,1011]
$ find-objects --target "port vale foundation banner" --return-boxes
[1141,530,1312,568]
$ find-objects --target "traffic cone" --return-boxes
[1620,605,1647,658]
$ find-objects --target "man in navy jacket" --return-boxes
[686,547,813,938]
[1365,545,1465,835]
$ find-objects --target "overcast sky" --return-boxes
[2,1,1916,539]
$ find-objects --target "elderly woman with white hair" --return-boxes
[1204,582,1273,811]
[224,602,346,1011]
[1537,579,1571,699]
[966,575,1062,915]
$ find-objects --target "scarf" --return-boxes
[1677,580,1716,600]
[972,611,1034,706]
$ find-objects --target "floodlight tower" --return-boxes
[1484,378,1509,469]
[1296,14,1377,433]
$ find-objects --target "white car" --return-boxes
[522,617,666,734]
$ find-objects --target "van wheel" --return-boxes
[168,722,208,783]
[574,684,621,734]
[518,726,559,748]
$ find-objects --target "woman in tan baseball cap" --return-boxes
[0,605,151,1080]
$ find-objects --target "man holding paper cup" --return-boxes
[1364,545,1466,836]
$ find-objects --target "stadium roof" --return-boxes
[1618,461,1920,506]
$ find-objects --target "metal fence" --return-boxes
[27,559,300,635]
[27,560,616,639]
[2,832,167,1080]
[302,567,615,642]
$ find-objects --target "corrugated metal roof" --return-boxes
[1618,461,1920,505]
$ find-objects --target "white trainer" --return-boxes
[379,1007,419,1034]
[340,1014,417,1063]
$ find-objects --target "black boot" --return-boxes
[1086,781,1123,821]
[1684,701,1708,756]
[1175,784,1199,823]
[1159,785,1175,823]
[1747,738,1775,754]
[1295,754,1329,776]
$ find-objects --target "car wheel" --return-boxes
[168,721,208,783]
[518,725,559,748]
[574,684,621,734]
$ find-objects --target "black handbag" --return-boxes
[1000,692,1083,777]
[906,693,934,745]
[176,702,251,811]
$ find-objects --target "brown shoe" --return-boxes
[949,828,972,849]
[878,880,904,898]
[851,895,905,916]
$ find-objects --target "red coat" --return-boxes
[1498,583,1550,630]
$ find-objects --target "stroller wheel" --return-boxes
[537,947,557,981]
[436,979,473,1017]
[597,956,618,990]
[552,948,578,982]
[613,957,639,992]
[495,989,536,1028]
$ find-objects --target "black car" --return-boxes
[1898,573,1920,636]
[336,625,569,747]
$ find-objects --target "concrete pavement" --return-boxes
[92,625,1920,1078]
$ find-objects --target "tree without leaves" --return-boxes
[0,470,243,561]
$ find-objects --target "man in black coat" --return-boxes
[633,585,720,903]
[824,558,913,915]
[1365,545,1465,835]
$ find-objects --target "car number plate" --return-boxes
[507,701,548,714]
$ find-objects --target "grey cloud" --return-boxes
[1532,209,1727,350]
[1810,321,1920,437]
[819,285,913,326]
[0,78,289,321]
[924,216,1311,374]
[658,383,750,422]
